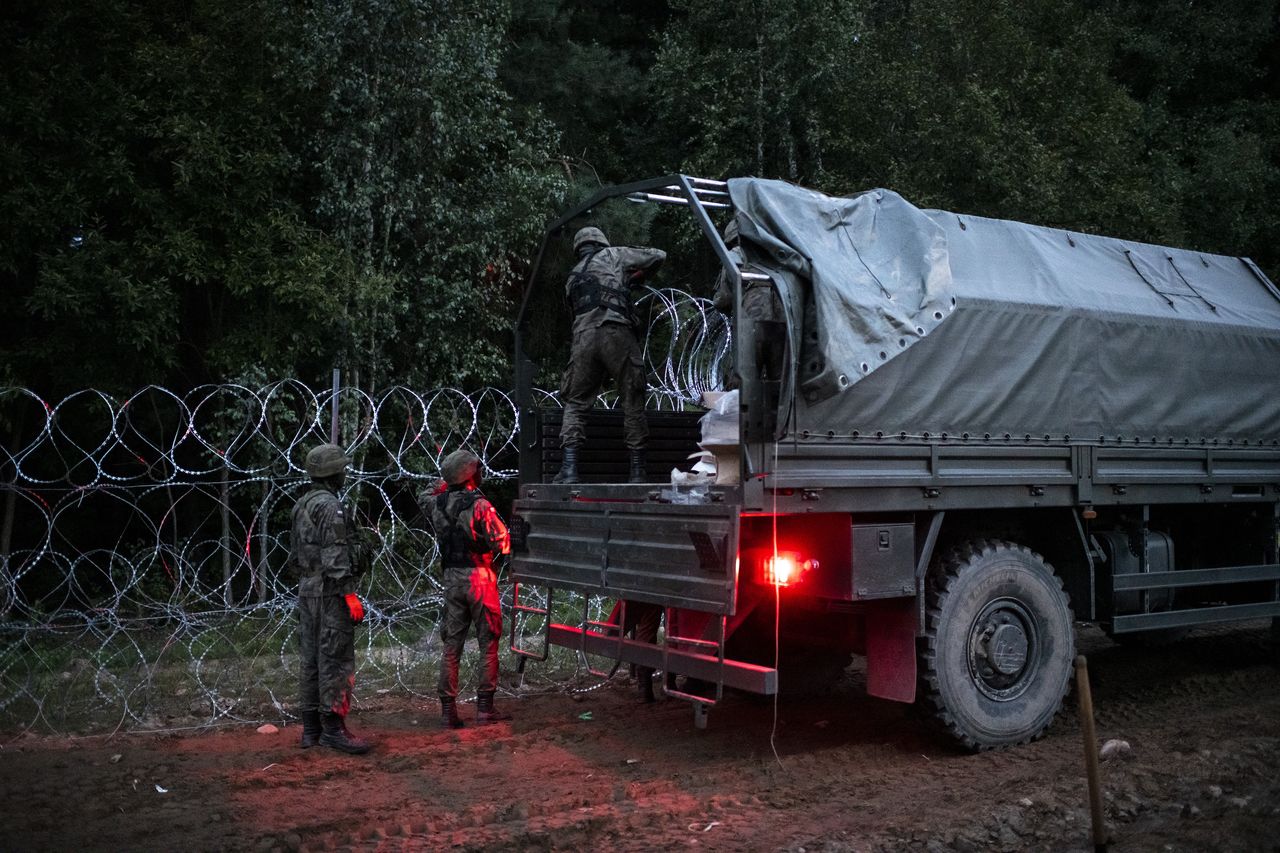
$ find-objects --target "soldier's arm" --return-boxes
[472,498,512,556]
[712,245,744,312]
[712,270,732,313]
[415,482,445,533]
[619,246,666,280]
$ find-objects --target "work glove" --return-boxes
[344,592,365,624]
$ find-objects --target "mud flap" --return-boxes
[865,598,917,703]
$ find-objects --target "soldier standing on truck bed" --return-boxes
[290,443,373,755]
[712,218,785,388]
[553,226,666,484]
[430,449,513,728]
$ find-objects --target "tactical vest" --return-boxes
[290,488,339,579]
[566,250,637,326]
[433,488,486,569]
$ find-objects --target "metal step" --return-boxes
[1112,563,1280,591]
[1111,600,1280,633]
[510,582,553,661]
[546,623,776,696]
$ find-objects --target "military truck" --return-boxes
[509,175,1280,750]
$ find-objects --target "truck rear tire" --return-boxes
[919,540,1075,751]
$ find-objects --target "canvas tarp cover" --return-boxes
[727,178,1280,444]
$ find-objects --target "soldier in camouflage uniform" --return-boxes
[290,443,372,755]
[712,218,785,386]
[554,226,666,484]
[430,449,513,727]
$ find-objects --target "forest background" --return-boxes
[3,0,1279,399]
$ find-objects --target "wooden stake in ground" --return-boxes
[1075,655,1108,852]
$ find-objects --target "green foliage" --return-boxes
[1101,0,1280,264]
[650,0,1279,274]
[502,0,669,181]
[1,0,1277,398]
[0,0,564,396]
[286,0,565,391]
[0,0,352,393]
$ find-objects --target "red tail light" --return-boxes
[764,552,818,586]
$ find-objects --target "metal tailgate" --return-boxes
[512,498,740,615]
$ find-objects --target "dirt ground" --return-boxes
[3,621,1278,853]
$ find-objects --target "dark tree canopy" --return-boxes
[2,0,1277,395]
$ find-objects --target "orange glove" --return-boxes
[344,592,364,624]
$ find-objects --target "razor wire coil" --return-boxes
[0,288,730,734]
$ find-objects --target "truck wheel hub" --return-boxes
[988,623,1029,675]
[968,598,1038,700]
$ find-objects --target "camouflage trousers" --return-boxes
[608,599,661,682]
[438,565,503,698]
[298,592,356,716]
[723,285,785,388]
[559,322,648,450]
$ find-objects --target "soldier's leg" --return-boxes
[556,331,608,483]
[631,602,661,703]
[318,593,356,716]
[558,330,607,449]
[297,596,323,747]
[599,324,648,481]
[318,593,370,754]
[603,325,649,452]
[471,568,511,723]
[469,569,504,695]
[438,572,470,727]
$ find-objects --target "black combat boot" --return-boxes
[300,708,322,749]
[637,668,656,704]
[627,448,647,484]
[475,691,512,724]
[552,446,579,484]
[440,696,464,729]
[319,712,372,754]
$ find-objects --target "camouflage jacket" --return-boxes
[566,245,667,334]
[290,486,359,597]
[712,246,781,320]
[428,486,511,572]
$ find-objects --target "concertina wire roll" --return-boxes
[0,288,730,734]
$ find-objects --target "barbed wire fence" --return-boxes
[0,288,729,736]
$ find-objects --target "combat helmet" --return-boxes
[441,449,481,486]
[573,226,609,253]
[305,443,351,479]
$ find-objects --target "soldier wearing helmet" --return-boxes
[289,442,373,754]
[712,216,784,388]
[554,225,666,484]
[428,448,512,727]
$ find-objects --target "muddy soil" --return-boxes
[3,622,1278,852]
